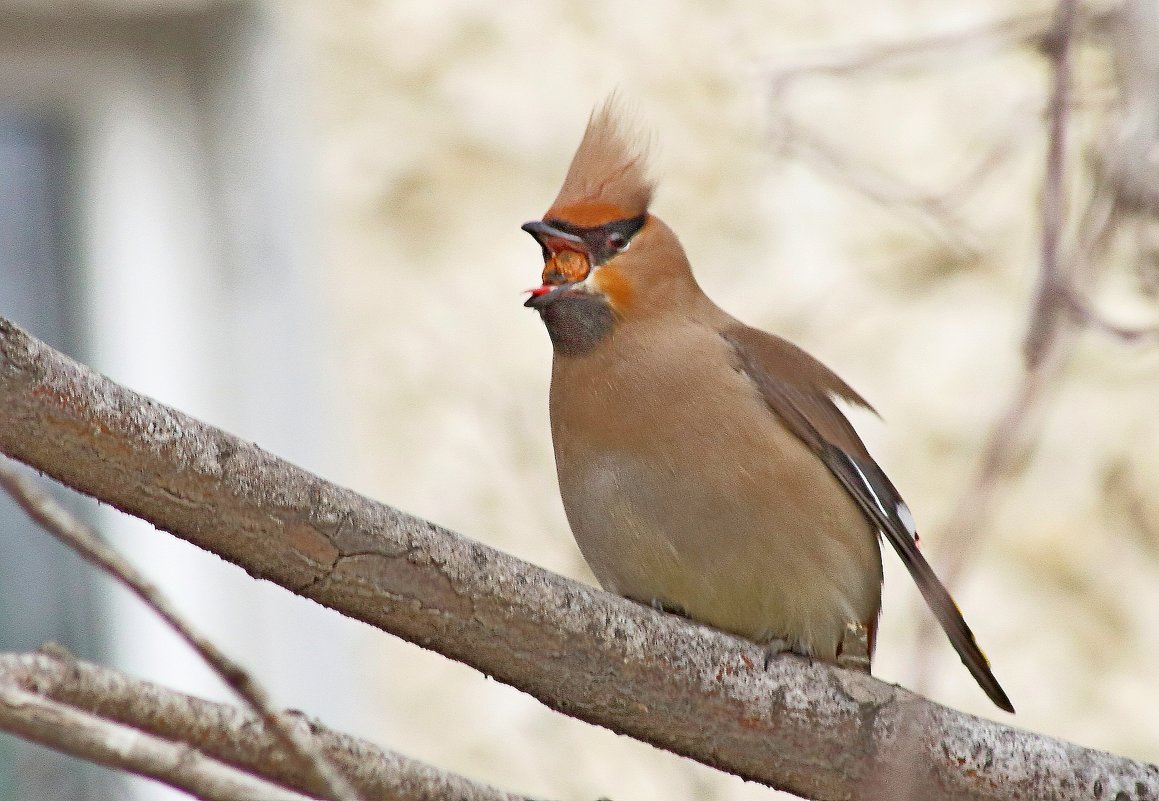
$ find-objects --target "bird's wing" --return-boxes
[722,324,1013,713]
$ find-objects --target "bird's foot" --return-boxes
[762,638,795,671]
[640,597,690,619]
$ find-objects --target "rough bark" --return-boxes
[0,650,529,801]
[0,682,313,801]
[1,316,1156,801]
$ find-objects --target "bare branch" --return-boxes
[1099,0,1159,214]
[769,9,1056,92]
[0,680,315,801]
[0,460,365,801]
[918,0,1085,592]
[768,116,987,254]
[763,8,1089,254]
[0,649,535,801]
[908,0,1159,689]
[767,3,1117,94]
[1023,0,1079,368]
[2,318,1156,800]
[1061,286,1159,343]
[914,336,1067,612]
[907,0,1079,693]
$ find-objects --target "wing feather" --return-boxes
[723,325,1013,713]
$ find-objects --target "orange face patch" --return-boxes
[543,248,591,285]
[591,265,634,312]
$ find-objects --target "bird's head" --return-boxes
[523,100,697,355]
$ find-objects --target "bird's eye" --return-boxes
[607,232,627,252]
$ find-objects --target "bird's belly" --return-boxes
[558,439,881,660]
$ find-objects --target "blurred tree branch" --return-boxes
[767,0,1159,699]
[1,316,1156,800]
[0,460,366,801]
[0,677,314,801]
[765,4,1118,255]
[922,0,1159,679]
[0,649,526,801]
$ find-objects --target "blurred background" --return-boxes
[1,0,1157,799]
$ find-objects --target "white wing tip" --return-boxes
[896,501,917,538]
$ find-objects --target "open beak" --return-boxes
[521,220,585,246]
[522,220,592,309]
[524,280,581,309]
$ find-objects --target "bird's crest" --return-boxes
[546,98,654,226]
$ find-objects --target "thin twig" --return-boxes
[771,116,986,253]
[765,13,1055,256]
[768,10,1059,98]
[0,681,315,801]
[0,461,365,801]
[1023,0,1079,368]
[1061,287,1159,343]
[909,0,1083,695]
[766,3,1118,99]
[919,337,1067,585]
[0,648,538,801]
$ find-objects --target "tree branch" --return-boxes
[0,316,1155,800]
[908,0,1159,679]
[765,5,1114,88]
[0,680,315,801]
[0,649,532,801]
[1023,0,1078,368]
[0,460,365,801]
[763,4,1117,255]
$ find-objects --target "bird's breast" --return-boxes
[547,321,882,658]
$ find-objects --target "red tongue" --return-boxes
[527,285,553,297]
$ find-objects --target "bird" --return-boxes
[521,100,1013,713]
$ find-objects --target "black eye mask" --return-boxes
[541,214,647,266]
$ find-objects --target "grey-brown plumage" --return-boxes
[523,101,1013,713]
